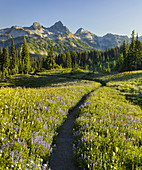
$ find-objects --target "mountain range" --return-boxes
[0,21,139,56]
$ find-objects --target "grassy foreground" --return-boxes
[73,70,142,170]
[0,74,100,169]
[0,69,142,169]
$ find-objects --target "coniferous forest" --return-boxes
[0,30,142,77]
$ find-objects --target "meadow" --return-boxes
[73,70,142,169]
[0,70,101,169]
[0,69,142,169]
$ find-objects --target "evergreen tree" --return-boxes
[10,39,16,72]
[21,37,30,73]
[127,30,136,70]
[93,49,98,65]
[55,54,61,65]
[117,54,124,71]
[46,48,56,70]
[17,48,22,73]
[15,49,19,73]
[122,40,128,70]
[3,47,10,75]
[107,54,109,62]
[0,48,2,55]
[110,48,115,60]
[106,62,111,73]
[66,51,72,68]
[135,34,142,70]
[123,40,127,59]
[61,53,66,67]
[112,60,116,71]
[81,52,85,67]
[84,51,89,68]
[102,54,105,63]
[99,63,102,72]
[78,52,82,65]
[0,48,3,71]
[88,58,93,69]
[71,51,77,67]
[42,56,47,69]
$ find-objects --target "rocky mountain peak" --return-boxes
[32,22,42,30]
[48,21,70,34]
[54,21,64,27]
[0,21,132,52]
[75,28,85,34]
[75,28,90,35]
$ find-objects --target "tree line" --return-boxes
[118,30,142,71]
[30,46,120,73]
[55,30,142,72]
[0,37,30,77]
[0,30,142,78]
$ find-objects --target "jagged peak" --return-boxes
[54,21,64,27]
[31,22,42,30]
[48,21,70,34]
[75,28,90,34]
[49,21,65,30]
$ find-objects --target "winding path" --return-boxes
[49,89,98,170]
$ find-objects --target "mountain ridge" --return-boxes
[0,21,138,55]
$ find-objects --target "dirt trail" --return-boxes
[49,89,99,170]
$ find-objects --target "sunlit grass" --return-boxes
[73,87,142,169]
[0,78,100,169]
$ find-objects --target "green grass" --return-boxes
[0,68,91,88]
[0,69,71,88]
[0,72,101,169]
[0,68,142,169]
[73,87,142,169]
[85,70,142,108]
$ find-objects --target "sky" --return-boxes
[0,0,142,37]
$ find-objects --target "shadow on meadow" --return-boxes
[82,71,142,110]
[0,75,75,88]
[125,94,142,109]
[87,71,142,83]
[0,71,91,88]
[0,70,142,88]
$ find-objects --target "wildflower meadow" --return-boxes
[0,77,100,169]
[73,70,142,170]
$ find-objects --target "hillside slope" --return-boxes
[0,21,131,55]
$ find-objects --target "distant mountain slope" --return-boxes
[0,21,132,55]
[75,28,130,50]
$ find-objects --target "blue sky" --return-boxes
[0,0,142,37]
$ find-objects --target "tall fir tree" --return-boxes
[77,52,82,66]
[46,48,56,70]
[66,51,72,68]
[3,47,10,75]
[17,48,22,73]
[84,51,89,67]
[21,37,30,73]
[61,53,66,67]
[122,40,128,70]
[127,30,136,70]
[135,34,142,70]
[71,51,77,67]
[15,49,19,73]
[11,39,16,73]
[0,48,3,71]
[112,60,116,71]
